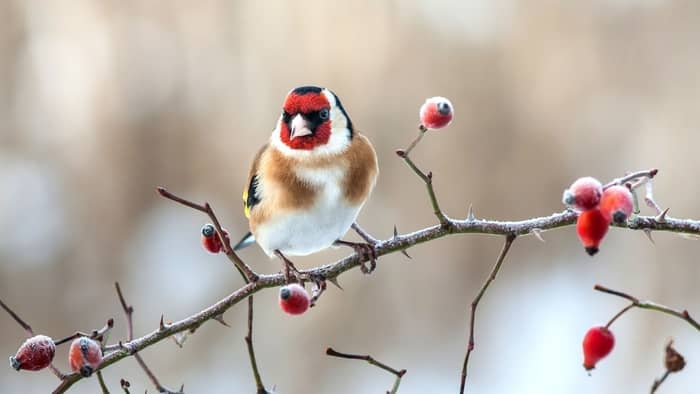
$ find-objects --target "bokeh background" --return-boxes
[1,1,699,393]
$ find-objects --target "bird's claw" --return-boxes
[336,240,377,274]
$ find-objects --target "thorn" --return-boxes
[656,207,669,223]
[643,229,655,245]
[328,277,343,290]
[395,149,406,158]
[401,250,412,259]
[427,171,433,180]
[159,315,165,331]
[212,314,230,328]
[467,204,475,221]
[393,225,398,238]
[531,228,545,243]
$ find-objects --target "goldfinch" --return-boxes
[235,86,379,275]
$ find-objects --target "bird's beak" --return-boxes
[289,114,313,140]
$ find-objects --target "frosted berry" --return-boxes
[69,337,103,377]
[9,335,55,372]
[201,224,229,254]
[600,185,634,224]
[563,177,603,211]
[279,284,310,315]
[576,208,610,256]
[420,97,453,129]
[582,326,615,371]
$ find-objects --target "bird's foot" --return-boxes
[275,250,305,284]
[334,240,377,274]
[308,273,327,307]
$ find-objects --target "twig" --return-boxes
[604,169,658,189]
[244,296,267,394]
[156,187,258,282]
[459,234,516,394]
[396,126,450,226]
[96,371,109,394]
[644,181,664,215]
[53,319,115,346]
[0,297,34,336]
[594,285,700,331]
[650,370,670,394]
[1,297,69,381]
[326,347,406,394]
[115,283,183,394]
[605,303,636,328]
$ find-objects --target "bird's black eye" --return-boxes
[319,108,330,121]
[282,110,292,123]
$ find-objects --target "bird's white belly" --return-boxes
[256,202,360,256]
[255,166,362,256]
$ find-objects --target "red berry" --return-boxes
[582,326,615,371]
[278,284,310,315]
[9,335,55,372]
[69,337,103,377]
[563,177,603,211]
[600,185,633,224]
[576,209,610,256]
[201,224,229,254]
[420,97,453,129]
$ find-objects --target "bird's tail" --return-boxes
[233,232,256,251]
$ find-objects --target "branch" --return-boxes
[396,125,450,226]
[49,181,700,392]
[326,347,406,394]
[156,187,258,282]
[594,285,700,331]
[96,371,109,394]
[244,296,267,394]
[161,187,269,393]
[1,297,69,381]
[115,283,184,394]
[459,234,516,393]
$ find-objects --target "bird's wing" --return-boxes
[242,144,267,218]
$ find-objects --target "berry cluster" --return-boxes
[10,335,103,378]
[563,177,634,255]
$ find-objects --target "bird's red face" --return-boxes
[279,87,334,150]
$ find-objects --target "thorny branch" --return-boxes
[326,347,406,394]
[594,285,700,331]
[43,188,700,392]
[5,138,700,394]
[459,234,516,394]
[115,282,184,394]
[156,187,258,282]
[396,125,450,226]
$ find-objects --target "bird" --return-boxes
[234,86,379,278]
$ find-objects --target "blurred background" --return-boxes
[1,1,699,393]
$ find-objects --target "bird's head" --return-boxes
[272,86,353,155]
